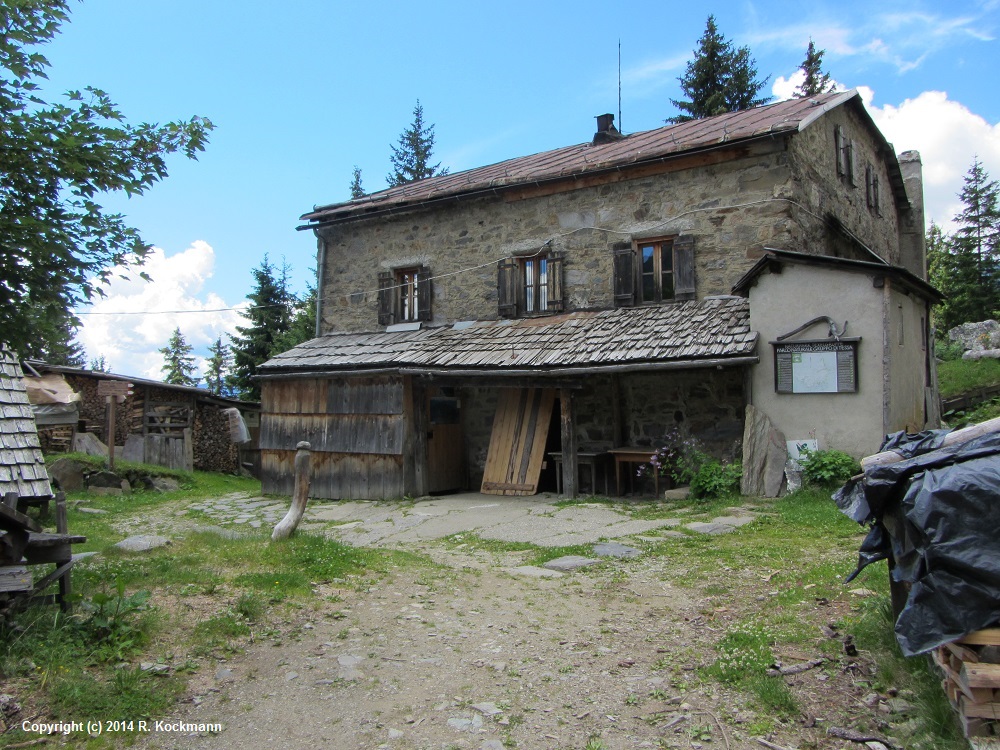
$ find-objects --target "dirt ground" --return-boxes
[132,520,888,750]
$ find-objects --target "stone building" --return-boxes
[259,89,939,499]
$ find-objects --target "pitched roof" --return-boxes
[302,90,866,227]
[259,297,758,378]
[0,349,52,499]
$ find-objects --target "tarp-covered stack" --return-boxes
[835,423,1000,741]
[23,370,80,454]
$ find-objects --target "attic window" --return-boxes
[834,125,856,186]
[865,164,881,215]
[773,340,860,394]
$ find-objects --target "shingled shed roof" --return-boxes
[259,296,758,378]
[300,90,899,228]
[0,348,52,499]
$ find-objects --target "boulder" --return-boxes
[741,404,787,498]
[150,476,180,493]
[72,431,108,457]
[47,456,87,492]
[88,470,128,495]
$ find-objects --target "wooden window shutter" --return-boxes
[546,252,565,312]
[497,258,517,318]
[612,242,635,307]
[673,235,696,300]
[416,266,432,322]
[377,271,394,326]
[835,125,845,176]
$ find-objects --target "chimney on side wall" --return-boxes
[592,113,625,145]
[898,150,927,280]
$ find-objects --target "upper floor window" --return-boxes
[377,266,431,326]
[498,252,564,319]
[613,235,695,307]
[865,164,881,215]
[834,125,856,186]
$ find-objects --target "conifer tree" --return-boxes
[350,166,365,199]
[274,282,318,353]
[159,328,199,386]
[89,355,109,373]
[669,15,770,123]
[19,302,86,365]
[204,336,232,396]
[955,157,1000,289]
[795,39,835,98]
[228,255,294,401]
[386,100,449,187]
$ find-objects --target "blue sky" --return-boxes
[40,0,999,379]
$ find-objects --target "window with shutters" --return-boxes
[834,125,856,186]
[612,235,695,307]
[497,252,564,318]
[773,340,860,394]
[865,163,881,215]
[377,266,431,326]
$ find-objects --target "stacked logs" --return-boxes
[933,628,1000,742]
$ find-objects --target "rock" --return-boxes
[72,431,108,457]
[388,728,404,740]
[684,522,737,535]
[507,566,563,578]
[963,348,1000,360]
[140,662,170,674]
[215,668,234,681]
[480,741,506,750]
[447,714,484,732]
[115,535,171,552]
[89,470,126,491]
[122,434,145,463]
[949,320,1000,353]
[592,542,641,559]
[471,702,503,716]
[662,487,690,501]
[151,476,181,493]
[0,694,21,717]
[740,404,787,497]
[285,671,299,681]
[337,655,363,667]
[47,457,87,492]
[77,507,109,515]
[543,555,600,572]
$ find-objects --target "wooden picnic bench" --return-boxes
[0,492,86,612]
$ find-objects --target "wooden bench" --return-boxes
[0,492,86,611]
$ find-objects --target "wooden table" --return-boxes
[608,447,659,497]
[549,451,609,496]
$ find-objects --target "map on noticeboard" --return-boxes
[790,351,838,393]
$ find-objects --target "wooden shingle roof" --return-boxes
[260,297,757,378]
[301,90,869,227]
[0,349,52,499]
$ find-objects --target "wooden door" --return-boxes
[481,388,555,496]
[427,393,463,493]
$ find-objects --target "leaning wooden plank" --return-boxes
[31,558,76,595]
[861,416,1000,470]
[947,641,982,663]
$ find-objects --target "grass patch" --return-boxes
[703,620,798,715]
[936,357,1000,398]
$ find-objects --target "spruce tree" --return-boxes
[350,166,365,199]
[89,355,109,373]
[159,328,199,386]
[19,301,86,365]
[795,39,835,98]
[228,255,294,401]
[274,282,318,353]
[204,336,232,396]
[954,157,1000,294]
[669,15,770,123]
[386,100,449,187]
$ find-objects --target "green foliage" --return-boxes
[159,327,199,386]
[797,447,859,485]
[89,353,110,372]
[0,0,213,356]
[204,336,232,396]
[669,15,770,123]
[350,165,365,198]
[705,621,797,714]
[273,280,318,353]
[936,356,1000,397]
[795,39,835,97]
[19,300,86,365]
[228,255,295,401]
[386,100,449,187]
[75,579,153,659]
[689,459,742,500]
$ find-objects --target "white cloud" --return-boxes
[76,241,246,380]
[864,91,1000,231]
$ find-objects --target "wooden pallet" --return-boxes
[934,628,1000,740]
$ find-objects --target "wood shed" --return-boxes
[23,363,261,475]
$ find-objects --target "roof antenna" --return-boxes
[618,39,622,133]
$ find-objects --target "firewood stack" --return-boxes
[933,627,1000,742]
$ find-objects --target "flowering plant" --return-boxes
[637,427,707,486]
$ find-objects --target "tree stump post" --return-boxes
[271,442,312,541]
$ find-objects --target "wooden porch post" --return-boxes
[560,388,577,498]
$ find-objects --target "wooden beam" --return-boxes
[611,374,623,447]
[560,388,578,499]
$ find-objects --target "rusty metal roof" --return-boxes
[302,91,860,227]
[0,348,53,499]
[260,297,757,377]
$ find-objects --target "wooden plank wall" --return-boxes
[260,375,407,499]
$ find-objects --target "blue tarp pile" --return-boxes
[834,428,1000,656]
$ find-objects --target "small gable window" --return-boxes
[497,252,564,319]
[613,235,695,307]
[835,125,856,186]
[865,164,881,215]
[378,266,431,326]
